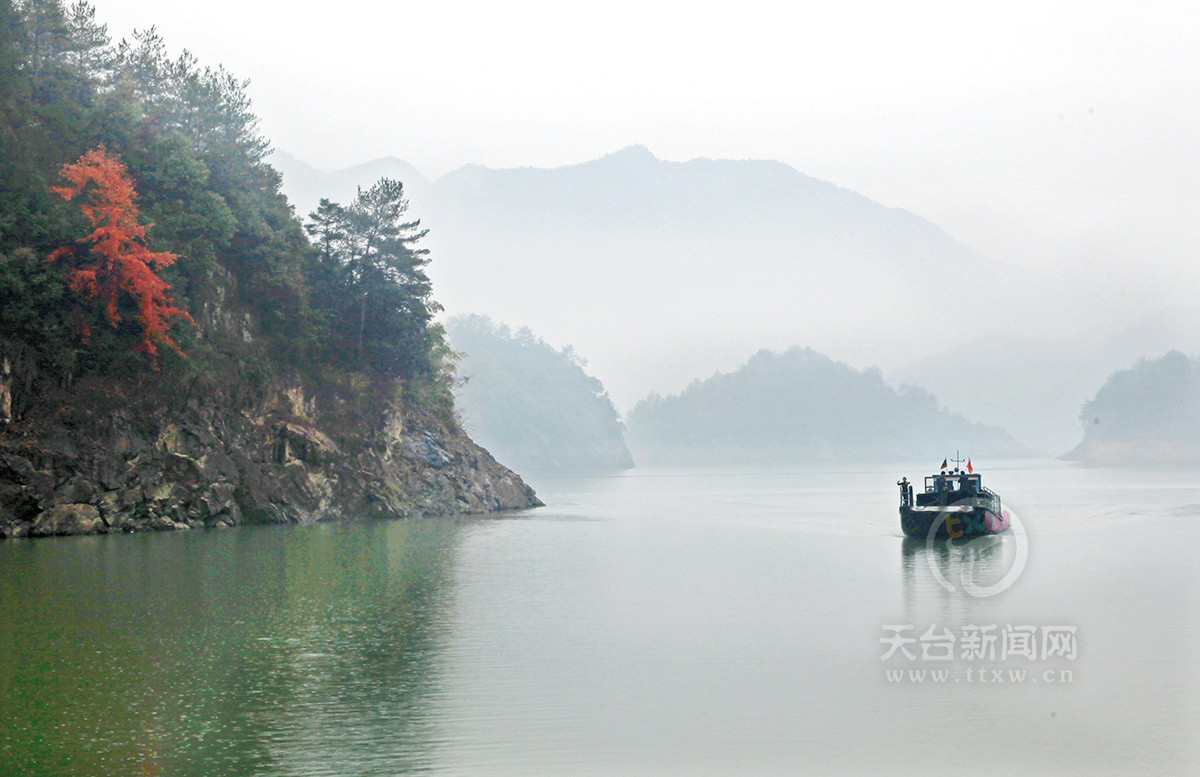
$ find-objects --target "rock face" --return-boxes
[0,365,541,538]
[31,504,102,536]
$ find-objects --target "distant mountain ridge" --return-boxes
[274,145,983,271]
[270,150,433,216]
[270,147,1000,413]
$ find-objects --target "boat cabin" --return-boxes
[925,472,981,496]
[913,471,985,507]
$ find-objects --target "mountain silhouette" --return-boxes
[271,147,1002,411]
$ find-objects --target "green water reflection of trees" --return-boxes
[0,519,464,776]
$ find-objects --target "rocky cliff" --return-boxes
[0,340,541,538]
[0,6,542,539]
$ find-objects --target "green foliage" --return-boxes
[113,28,268,166]
[305,179,439,378]
[0,0,447,414]
[62,0,112,82]
[405,322,462,425]
[0,247,74,372]
[107,25,318,351]
[0,2,27,128]
[129,130,235,272]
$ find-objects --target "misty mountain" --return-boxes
[1063,351,1200,465]
[890,333,1115,456]
[446,315,633,475]
[270,149,434,217]
[625,347,1028,465]
[888,305,1200,455]
[271,146,1000,412]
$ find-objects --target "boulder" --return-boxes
[31,503,102,536]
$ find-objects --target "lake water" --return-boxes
[1,460,1198,776]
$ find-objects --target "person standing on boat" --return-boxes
[958,472,973,496]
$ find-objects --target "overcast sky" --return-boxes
[93,0,1199,277]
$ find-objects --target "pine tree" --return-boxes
[15,0,68,79]
[305,179,438,377]
[63,0,112,85]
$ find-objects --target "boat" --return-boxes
[897,455,1007,540]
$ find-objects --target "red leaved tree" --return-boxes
[47,148,194,363]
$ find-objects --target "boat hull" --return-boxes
[900,499,1007,540]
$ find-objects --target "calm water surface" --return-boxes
[1,460,1198,775]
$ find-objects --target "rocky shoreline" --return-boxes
[0,365,541,539]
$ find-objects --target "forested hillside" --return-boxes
[1064,351,1200,464]
[0,0,538,536]
[626,347,1028,464]
[446,315,632,475]
[1,1,444,382]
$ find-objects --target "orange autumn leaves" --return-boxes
[47,149,193,363]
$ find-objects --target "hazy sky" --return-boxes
[94,0,1199,276]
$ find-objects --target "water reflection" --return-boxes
[5,464,1200,776]
[0,519,466,777]
[900,534,1017,624]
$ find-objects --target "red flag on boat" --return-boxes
[967,459,974,473]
